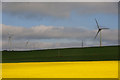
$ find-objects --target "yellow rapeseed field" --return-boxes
[2,61,118,78]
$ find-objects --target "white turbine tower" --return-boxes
[81,40,84,48]
[94,19,109,47]
[25,40,29,50]
[8,33,14,51]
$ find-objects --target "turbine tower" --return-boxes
[94,19,109,47]
[8,33,14,51]
[81,40,84,48]
[25,40,29,50]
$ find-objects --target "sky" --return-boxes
[1,2,118,50]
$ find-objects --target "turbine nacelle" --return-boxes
[8,33,14,39]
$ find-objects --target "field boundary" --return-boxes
[1,78,119,80]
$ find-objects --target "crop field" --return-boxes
[1,46,119,78]
[2,61,118,78]
[2,46,119,63]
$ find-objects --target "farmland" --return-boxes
[2,46,119,63]
[2,61,118,78]
[1,46,119,78]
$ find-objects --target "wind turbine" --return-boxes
[25,40,29,50]
[94,19,109,47]
[81,40,84,48]
[8,33,14,51]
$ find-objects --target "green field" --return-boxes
[2,46,119,63]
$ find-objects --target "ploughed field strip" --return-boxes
[2,46,119,63]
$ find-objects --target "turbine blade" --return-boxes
[95,19,100,29]
[101,28,109,29]
[8,33,14,37]
[8,33,10,36]
[95,30,100,39]
[26,40,29,45]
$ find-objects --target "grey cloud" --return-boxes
[2,40,55,50]
[2,0,119,2]
[102,30,118,41]
[2,24,94,40]
[2,24,118,42]
[2,2,118,19]
[2,41,88,50]
[2,24,118,50]
[2,39,118,50]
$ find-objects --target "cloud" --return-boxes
[1,40,83,50]
[2,24,96,40]
[2,2,118,19]
[2,24,118,42]
[0,40,2,50]
[2,39,118,50]
[2,24,118,50]
[2,0,119,2]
